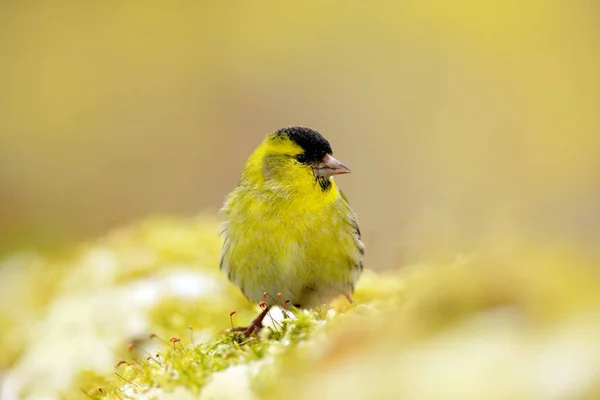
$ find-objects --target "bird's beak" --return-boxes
[313,154,351,177]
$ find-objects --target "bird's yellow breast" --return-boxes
[221,182,360,306]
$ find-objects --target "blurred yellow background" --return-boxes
[0,1,598,268]
[2,2,600,399]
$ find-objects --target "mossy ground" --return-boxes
[1,217,600,400]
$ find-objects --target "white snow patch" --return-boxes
[262,305,297,330]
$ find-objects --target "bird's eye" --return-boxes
[296,153,308,163]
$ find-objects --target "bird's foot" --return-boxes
[226,305,271,337]
[228,323,261,337]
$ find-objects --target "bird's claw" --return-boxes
[227,323,261,337]
[224,305,270,337]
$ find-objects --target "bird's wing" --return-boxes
[340,189,362,241]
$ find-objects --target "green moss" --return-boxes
[72,309,324,399]
[59,251,600,399]
[4,217,600,399]
[67,271,390,399]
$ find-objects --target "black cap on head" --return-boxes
[275,126,332,163]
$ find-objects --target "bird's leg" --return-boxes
[229,305,271,337]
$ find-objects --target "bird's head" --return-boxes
[242,126,350,192]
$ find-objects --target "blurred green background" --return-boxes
[0,1,598,268]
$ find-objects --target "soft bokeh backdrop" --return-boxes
[1,1,599,267]
[1,1,600,399]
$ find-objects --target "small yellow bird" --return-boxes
[220,126,364,335]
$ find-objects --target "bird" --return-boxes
[219,126,364,336]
